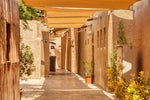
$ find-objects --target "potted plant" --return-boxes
[20,88,24,100]
[81,60,94,84]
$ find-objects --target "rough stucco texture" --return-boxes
[133,0,150,78]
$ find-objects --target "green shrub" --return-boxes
[107,50,128,99]
[20,0,44,29]
[20,38,35,79]
[125,71,150,100]
[107,50,150,100]
[80,60,94,77]
[117,21,128,45]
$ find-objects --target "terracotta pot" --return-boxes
[20,89,24,100]
[85,76,92,84]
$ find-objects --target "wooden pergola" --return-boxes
[23,0,139,28]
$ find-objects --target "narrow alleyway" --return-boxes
[20,70,114,100]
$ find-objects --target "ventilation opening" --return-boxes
[97,31,99,48]
[104,28,106,47]
[100,30,102,48]
[6,23,11,61]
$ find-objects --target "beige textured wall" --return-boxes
[111,10,136,81]
[20,20,50,78]
[122,46,136,80]
[55,48,61,69]
[78,27,93,77]
[20,20,42,78]
[71,28,79,73]
[133,0,150,78]
[60,1,150,90]
[67,31,72,71]
[112,10,134,45]
[78,10,134,90]
[61,31,71,71]
[93,12,109,90]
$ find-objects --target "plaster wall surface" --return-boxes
[112,10,134,46]
[71,28,78,73]
[20,20,42,78]
[111,10,136,81]
[67,31,72,71]
[78,10,134,90]
[60,4,149,91]
[20,20,50,78]
[93,12,109,90]
[78,27,93,77]
[61,31,71,71]
[133,0,150,78]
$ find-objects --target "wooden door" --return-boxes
[50,56,56,72]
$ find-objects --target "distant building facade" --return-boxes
[50,37,61,71]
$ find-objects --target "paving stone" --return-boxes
[20,70,114,100]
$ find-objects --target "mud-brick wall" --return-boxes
[78,10,134,90]
[95,11,134,90]
[0,0,20,100]
[20,20,50,78]
[93,12,109,90]
[67,31,71,71]
[133,0,150,78]
[61,33,67,69]
[20,20,42,79]
[112,10,134,45]
[111,10,136,80]
[71,28,78,73]
[61,31,71,71]
[78,27,93,77]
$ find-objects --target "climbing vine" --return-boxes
[117,21,128,45]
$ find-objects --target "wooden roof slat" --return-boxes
[46,11,95,17]
[47,23,84,28]
[41,8,107,11]
[46,17,89,24]
[24,0,139,9]
[23,0,140,28]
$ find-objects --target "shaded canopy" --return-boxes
[23,0,139,28]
